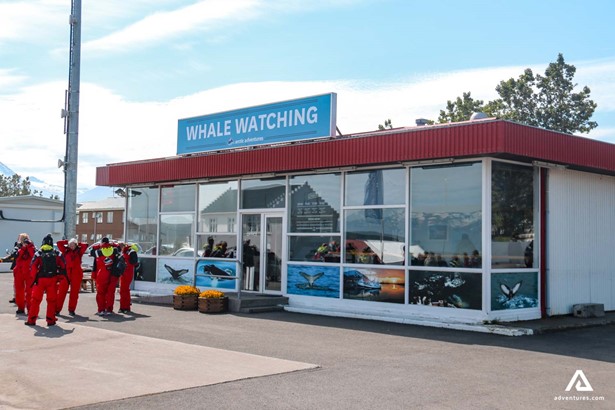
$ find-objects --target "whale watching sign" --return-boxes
[177,93,337,155]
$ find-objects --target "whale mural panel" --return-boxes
[343,267,405,303]
[156,258,194,284]
[195,260,237,290]
[491,272,538,310]
[408,270,481,309]
[287,264,340,298]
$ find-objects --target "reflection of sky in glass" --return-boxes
[127,187,158,219]
[411,163,482,213]
[290,173,341,210]
[345,168,406,206]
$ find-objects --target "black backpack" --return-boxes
[40,250,58,276]
[111,253,126,277]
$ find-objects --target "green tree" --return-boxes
[438,92,486,123]
[0,174,46,197]
[438,54,598,134]
[378,119,393,130]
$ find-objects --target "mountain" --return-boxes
[0,161,15,176]
[0,161,103,201]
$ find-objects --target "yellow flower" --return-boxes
[199,289,225,299]
[174,285,201,295]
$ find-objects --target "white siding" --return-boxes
[547,169,615,315]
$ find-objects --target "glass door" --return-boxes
[241,213,283,293]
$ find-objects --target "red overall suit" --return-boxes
[91,240,120,315]
[13,240,35,313]
[119,245,139,313]
[56,239,88,315]
[26,244,66,326]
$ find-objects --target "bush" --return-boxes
[174,285,200,295]
[199,289,225,299]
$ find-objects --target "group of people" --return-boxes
[411,250,482,268]
[202,237,235,258]
[2,232,138,327]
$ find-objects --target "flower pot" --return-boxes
[173,294,198,310]
[198,296,228,314]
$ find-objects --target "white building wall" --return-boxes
[547,169,615,315]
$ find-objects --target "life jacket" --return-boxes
[39,247,58,277]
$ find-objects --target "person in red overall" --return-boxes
[90,237,121,316]
[119,243,139,314]
[56,238,89,315]
[26,234,66,326]
[12,233,35,315]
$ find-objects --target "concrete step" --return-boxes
[239,305,286,314]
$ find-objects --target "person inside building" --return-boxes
[203,236,215,257]
[119,243,139,314]
[56,237,89,316]
[90,237,122,316]
[11,233,35,315]
[25,234,66,326]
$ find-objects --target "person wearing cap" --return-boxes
[203,236,215,257]
[118,243,139,314]
[90,237,121,316]
[25,234,66,326]
[11,233,35,315]
[56,237,89,315]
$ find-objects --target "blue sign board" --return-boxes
[177,93,337,155]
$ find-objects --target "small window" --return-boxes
[82,213,88,224]
[107,211,113,224]
[81,234,87,242]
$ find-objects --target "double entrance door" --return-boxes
[241,213,283,293]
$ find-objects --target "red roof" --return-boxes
[96,119,615,186]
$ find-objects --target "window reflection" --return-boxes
[158,213,195,256]
[126,187,159,254]
[290,173,340,233]
[345,209,406,265]
[160,184,195,212]
[491,162,534,268]
[345,168,406,206]
[240,177,286,209]
[410,163,482,268]
[289,236,341,262]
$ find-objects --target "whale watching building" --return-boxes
[96,93,615,325]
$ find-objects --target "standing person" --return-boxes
[56,238,89,315]
[118,243,139,314]
[90,237,121,316]
[25,234,65,326]
[11,233,35,315]
[242,239,257,291]
[202,236,215,257]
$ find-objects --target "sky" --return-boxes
[1,0,614,190]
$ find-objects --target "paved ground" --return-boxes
[1,271,614,409]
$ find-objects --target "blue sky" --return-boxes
[1,0,614,189]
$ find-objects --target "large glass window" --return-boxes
[290,173,340,233]
[125,187,159,254]
[345,209,406,265]
[410,162,482,268]
[345,168,406,206]
[197,181,238,258]
[161,184,195,212]
[491,162,534,268]
[158,214,195,256]
[241,177,286,209]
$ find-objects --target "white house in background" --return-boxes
[0,196,64,253]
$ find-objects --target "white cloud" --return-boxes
[83,0,261,53]
[0,1,65,43]
[2,61,614,190]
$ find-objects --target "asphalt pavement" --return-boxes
[1,271,614,410]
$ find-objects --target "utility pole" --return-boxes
[62,0,81,240]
